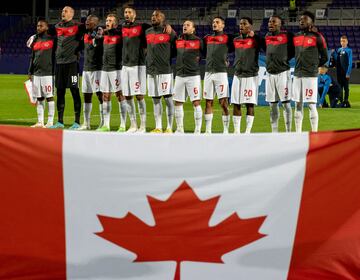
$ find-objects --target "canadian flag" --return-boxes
[1,125,360,280]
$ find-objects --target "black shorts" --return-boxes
[55,62,79,89]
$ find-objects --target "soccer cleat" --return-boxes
[49,122,65,129]
[137,126,146,133]
[96,126,110,132]
[78,124,91,131]
[126,126,138,133]
[163,128,173,134]
[68,122,81,130]
[31,122,45,128]
[150,128,163,134]
[45,122,53,128]
[117,127,126,133]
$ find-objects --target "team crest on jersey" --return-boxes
[218,37,223,41]
[248,40,252,45]
[112,37,117,42]
[68,29,73,33]
[132,29,138,34]
[44,43,49,47]
[190,42,195,47]
[159,36,164,41]
[278,36,283,41]
[308,39,313,44]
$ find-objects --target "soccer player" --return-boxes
[293,11,328,132]
[145,10,177,133]
[50,6,86,129]
[121,6,149,133]
[28,19,56,128]
[203,17,232,134]
[231,17,264,134]
[97,13,127,132]
[79,15,104,130]
[173,20,203,134]
[265,15,294,132]
[331,35,353,108]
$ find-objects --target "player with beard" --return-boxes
[265,15,294,132]
[203,17,233,134]
[145,10,177,133]
[173,20,204,134]
[28,19,56,128]
[79,15,104,130]
[121,7,150,133]
[292,11,328,132]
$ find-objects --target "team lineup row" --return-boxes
[28,6,328,133]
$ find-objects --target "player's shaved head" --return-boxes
[62,6,75,22]
[85,15,99,30]
[151,10,165,26]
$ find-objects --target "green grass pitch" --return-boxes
[0,74,359,133]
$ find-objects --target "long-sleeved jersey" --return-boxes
[83,31,103,72]
[204,31,233,73]
[233,33,263,77]
[54,20,86,64]
[265,31,294,74]
[28,33,56,76]
[331,46,352,77]
[175,33,203,77]
[293,31,328,77]
[121,21,150,67]
[145,25,177,75]
[102,28,122,71]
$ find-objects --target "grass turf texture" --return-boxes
[0,74,359,133]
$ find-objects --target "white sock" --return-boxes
[175,105,184,131]
[283,102,292,132]
[270,103,279,133]
[309,103,319,132]
[119,100,127,129]
[233,115,241,134]
[205,113,213,133]
[138,98,146,129]
[83,102,92,126]
[245,115,254,134]
[294,102,304,133]
[194,105,202,133]
[103,101,111,128]
[127,98,137,128]
[164,96,174,130]
[36,100,45,124]
[47,101,55,125]
[153,98,162,130]
[99,103,104,127]
[222,114,230,134]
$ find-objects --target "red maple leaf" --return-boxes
[96,181,267,280]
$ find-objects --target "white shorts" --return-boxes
[203,72,228,100]
[81,71,101,93]
[32,75,54,98]
[266,70,292,102]
[100,70,122,93]
[173,75,201,102]
[147,73,173,97]
[121,65,146,96]
[292,76,318,103]
[231,75,258,105]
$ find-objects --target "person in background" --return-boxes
[318,65,341,108]
[330,35,352,108]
